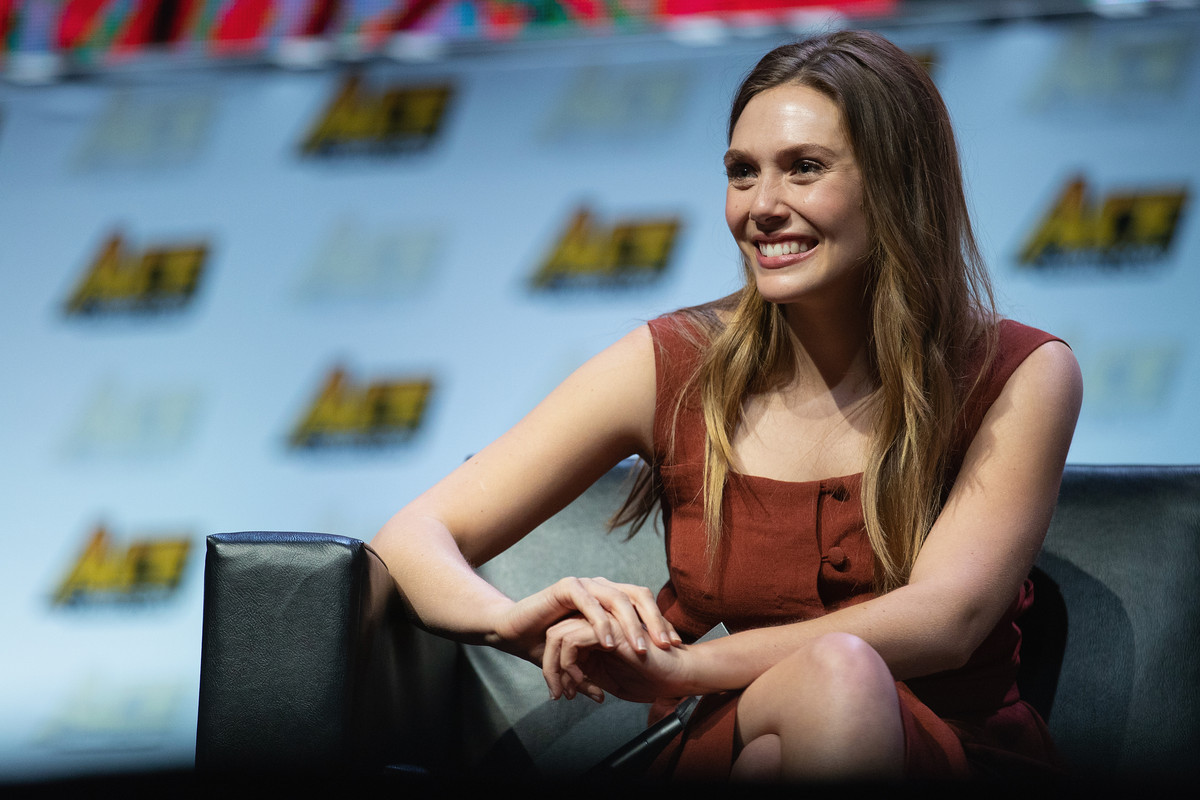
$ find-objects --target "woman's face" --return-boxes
[724,83,871,313]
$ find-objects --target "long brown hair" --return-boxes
[614,31,996,593]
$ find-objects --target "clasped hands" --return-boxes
[490,576,689,705]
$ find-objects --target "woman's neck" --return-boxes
[780,299,874,401]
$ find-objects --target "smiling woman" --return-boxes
[371,29,1082,785]
[723,83,872,314]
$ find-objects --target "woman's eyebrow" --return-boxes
[723,144,842,167]
[723,148,750,167]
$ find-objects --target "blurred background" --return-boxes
[0,0,1196,785]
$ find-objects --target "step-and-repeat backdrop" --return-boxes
[0,12,1196,781]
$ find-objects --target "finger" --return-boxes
[585,578,649,654]
[561,618,608,700]
[624,582,675,649]
[546,617,601,700]
[542,628,566,700]
[600,579,674,650]
[578,680,605,704]
[561,641,587,700]
[558,578,616,649]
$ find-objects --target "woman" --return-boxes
[371,31,1082,782]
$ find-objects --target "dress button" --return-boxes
[826,546,848,570]
[830,485,850,502]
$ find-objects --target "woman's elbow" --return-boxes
[939,595,1007,670]
[902,586,1001,673]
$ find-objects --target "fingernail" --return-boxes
[588,691,604,703]
[659,632,671,645]
[637,637,647,652]
[605,635,615,648]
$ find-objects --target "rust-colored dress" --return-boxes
[646,313,1063,780]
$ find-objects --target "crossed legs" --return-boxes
[731,632,905,782]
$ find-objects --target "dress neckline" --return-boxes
[728,469,864,489]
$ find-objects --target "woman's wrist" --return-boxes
[675,636,753,696]
[479,596,522,650]
[654,642,709,698]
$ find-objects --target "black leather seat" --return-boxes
[196,463,1200,787]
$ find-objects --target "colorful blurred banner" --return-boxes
[2,1,898,71]
[661,0,895,17]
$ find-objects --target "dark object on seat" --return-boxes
[196,464,1200,785]
[1018,465,1200,783]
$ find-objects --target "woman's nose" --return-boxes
[750,178,787,225]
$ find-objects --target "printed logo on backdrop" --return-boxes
[51,524,191,608]
[540,65,691,142]
[1028,27,1195,112]
[61,378,203,461]
[1082,340,1183,419]
[74,88,216,172]
[34,675,187,755]
[1018,177,1188,271]
[300,74,454,157]
[64,231,210,317]
[289,365,435,450]
[294,218,437,302]
[530,206,682,290]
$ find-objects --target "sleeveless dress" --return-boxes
[645,313,1064,780]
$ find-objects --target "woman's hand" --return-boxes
[489,576,681,669]
[543,615,693,703]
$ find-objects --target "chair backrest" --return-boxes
[463,460,1200,784]
[460,459,670,777]
[464,461,1200,783]
[1022,464,1200,784]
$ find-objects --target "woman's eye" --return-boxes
[794,160,823,175]
[725,163,755,183]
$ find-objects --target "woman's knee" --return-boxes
[802,632,892,689]
[739,633,894,733]
[752,633,889,697]
[736,633,905,780]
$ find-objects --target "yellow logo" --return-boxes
[1019,177,1187,269]
[300,75,454,156]
[52,525,191,607]
[64,231,208,316]
[531,207,682,289]
[289,366,434,449]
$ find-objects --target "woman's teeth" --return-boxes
[758,240,813,257]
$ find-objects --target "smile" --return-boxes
[757,239,815,257]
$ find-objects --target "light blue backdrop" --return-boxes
[0,12,1196,782]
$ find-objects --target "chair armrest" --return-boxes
[196,531,459,774]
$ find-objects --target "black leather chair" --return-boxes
[196,464,1200,787]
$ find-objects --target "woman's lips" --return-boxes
[758,239,813,257]
[755,238,818,267]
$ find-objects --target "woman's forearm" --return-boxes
[372,510,516,647]
[678,582,982,696]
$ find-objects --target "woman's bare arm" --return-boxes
[552,341,1083,700]
[370,325,671,667]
